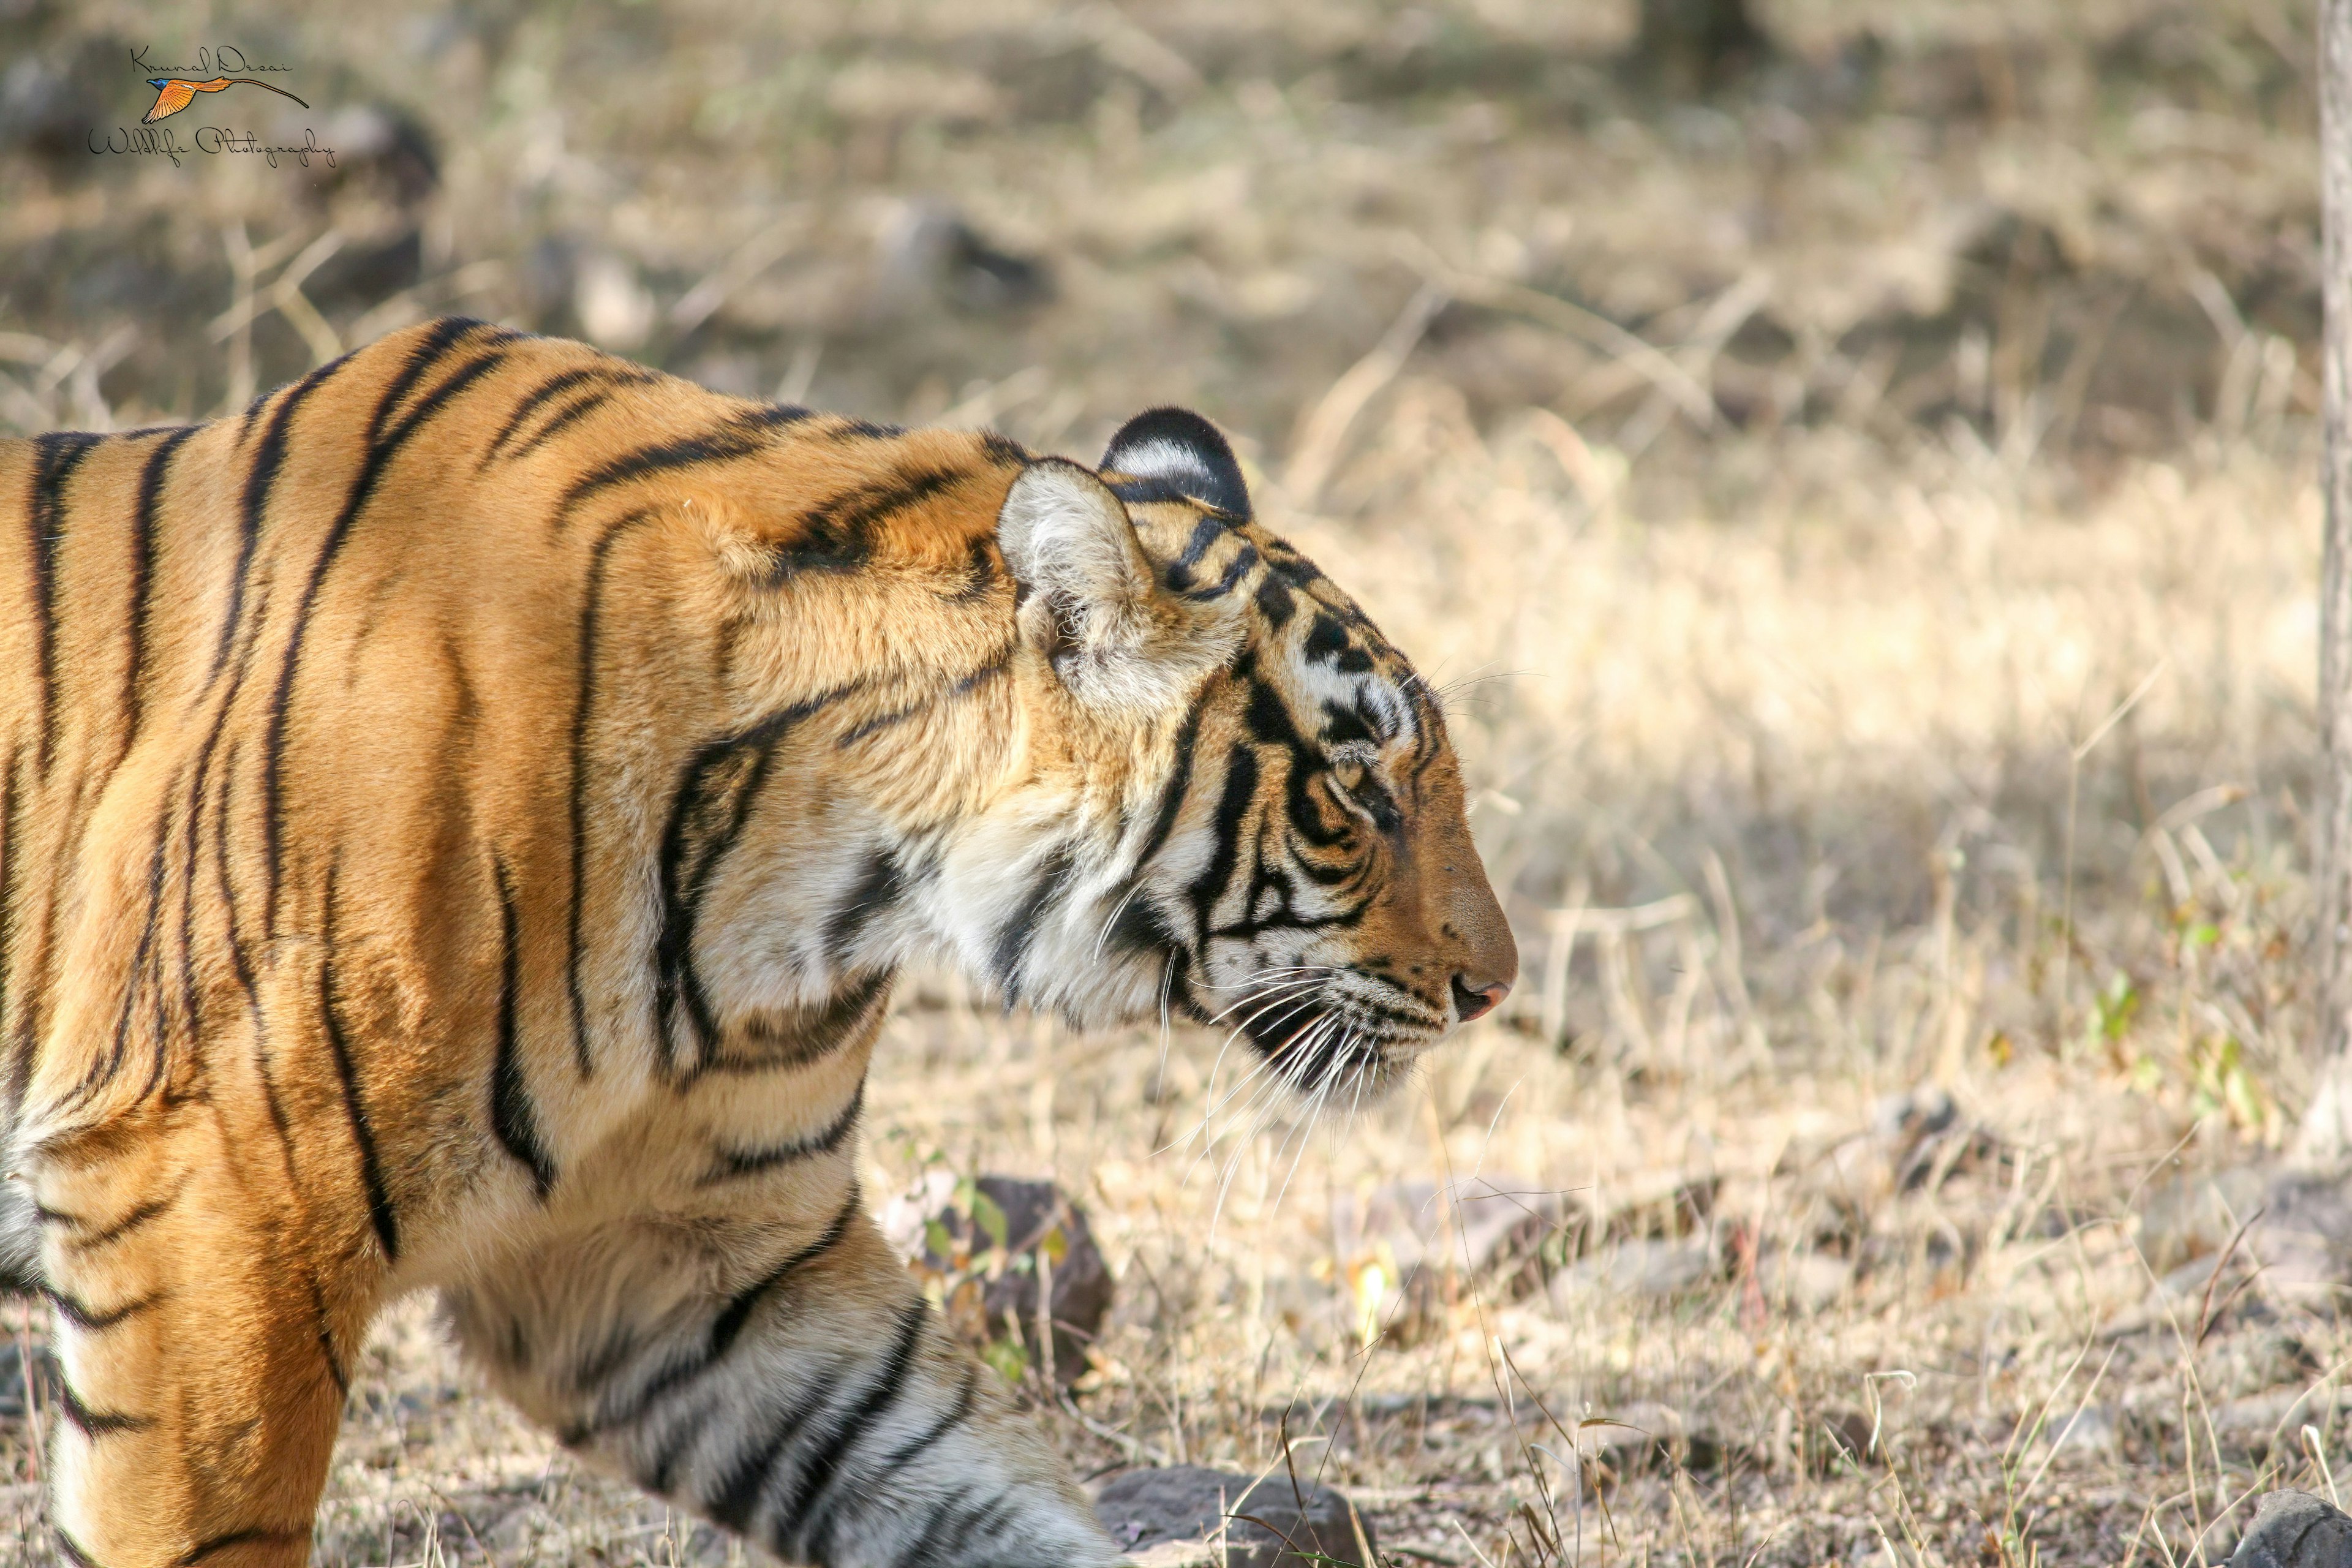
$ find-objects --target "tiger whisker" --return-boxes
[1090,881,1146,965]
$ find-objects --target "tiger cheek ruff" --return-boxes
[0,318,1515,1568]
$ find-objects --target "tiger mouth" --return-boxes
[1237,990,1438,1087]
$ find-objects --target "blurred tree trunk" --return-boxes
[2301,0,2352,1164]
[1628,0,1771,95]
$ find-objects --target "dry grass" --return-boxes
[0,0,2341,1562]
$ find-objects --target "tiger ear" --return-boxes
[1099,407,1252,521]
[996,458,1240,715]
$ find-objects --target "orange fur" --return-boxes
[0,320,1512,1566]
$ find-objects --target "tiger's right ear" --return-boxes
[997,459,1240,717]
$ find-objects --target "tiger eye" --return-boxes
[1330,758,1368,796]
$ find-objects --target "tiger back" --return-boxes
[0,318,1513,1568]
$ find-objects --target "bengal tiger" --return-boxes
[0,316,1517,1567]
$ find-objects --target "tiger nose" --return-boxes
[1450,974,1510,1024]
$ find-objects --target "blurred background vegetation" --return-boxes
[0,2,2342,1564]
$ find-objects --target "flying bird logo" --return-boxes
[142,77,309,124]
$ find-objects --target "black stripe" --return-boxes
[307,1272,350,1397]
[517,369,673,462]
[977,430,1030,467]
[645,1392,720,1494]
[206,729,312,1199]
[900,1495,961,1564]
[489,855,557,1197]
[706,972,890,1076]
[948,533,1003,601]
[707,1376,835,1533]
[1130,702,1205,873]
[0,749,27,1115]
[747,402,816,430]
[1111,475,1229,514]
[933,1491,1017,1561]
[1155,513,1226,591]
[57,1183,180,1251]
[708,1192,859,1361]
[1107,894,1187,966]
[1265,540,1326,591]
[321,870,399,1263]
[51,1374,153,1436]
[654,693,851,1076]
[1253,571,1295,629]
[481,366,608,464]
[1185,745,1259,945]
[989,843,1075,1004]
[773,1300,928,1558]
[823,850,905,967]
[555,410,781,527]
[1302,611,1371,672]
[25,431,103,773]
[567,1317,646,1403]
[262,340,509,929]
[826,417,905,441]
[44,1283,161,1331]
[1180,542,1257,601]
[54,1528,102,1568]
[120,426,198,757]
[92,832,173,1117]
[214,350,364,680]
[767,467,963,581]
[834,656,1009,748]
[511,387,617,461]
[565,508,661,1077]
[209,735,265,1023]
[865,1359,979,1490]
[583,1189,864,1439]
[179,1529,308,1567]
[700,1080,865,1185]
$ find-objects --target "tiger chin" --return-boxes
[0,318,1514,1568]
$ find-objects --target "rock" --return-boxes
[0,38,113,165]
[2043,1401,2120,1460]
[878,200,1053,314]
[881,1171,1112,1389]
[2139,1165,2271,1272]
[301,104,442,211]
[1757,1250,1853,1313]
[2252,1172,2352,1303]
[1552,1238,1714,1302]
[0,1338,53,1420]
[1095,1465,1376,1568]
[1329,1172,1562,1332]
[2209,1388,2351,1453]
[1577,1400,1727,1474]
[2230,1491,2352,1568]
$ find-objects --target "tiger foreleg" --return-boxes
[444,1187,1119,1568]
[28,1107,362,1568]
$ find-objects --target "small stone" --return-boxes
[2228,1490,2352,1567]
[1096,1465,1377,1568]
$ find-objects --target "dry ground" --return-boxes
[0,0,2339,1563]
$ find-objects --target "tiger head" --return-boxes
[949,408,1517,1098]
